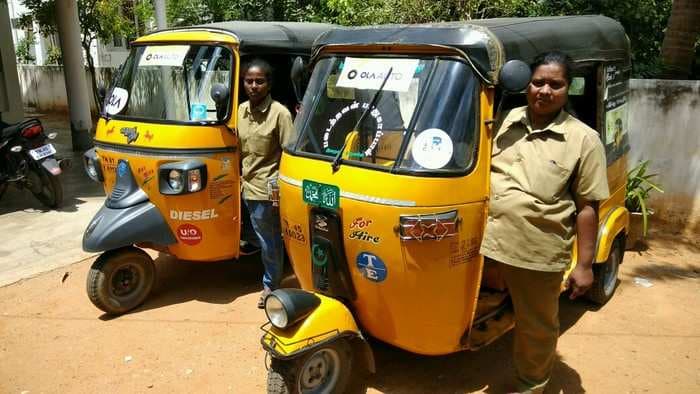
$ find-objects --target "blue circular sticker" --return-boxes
[117,161,128,178]
[356,252,387,283]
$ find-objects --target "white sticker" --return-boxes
[336,58,419,92]
[105,87,129,115]
[139,45,190,67]
[411,128,453,169]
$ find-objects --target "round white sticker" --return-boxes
[411,128,453,169]
[105,87,129,115]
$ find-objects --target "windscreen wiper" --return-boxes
[331,67,393,173]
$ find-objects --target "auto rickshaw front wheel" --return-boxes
[586,238,623,305]
[267,340,353,394]
[87,247,155,315]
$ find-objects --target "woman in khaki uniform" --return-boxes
[480,51,609,393]
[238,59,294,308]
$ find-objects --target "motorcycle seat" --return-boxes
[1,119,40,140]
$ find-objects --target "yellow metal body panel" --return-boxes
[278,88,494,356]
[133,31,239,45]
[262,294,359,356]
[92,36,242,262]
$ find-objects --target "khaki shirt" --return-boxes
[480,106,609,272]
[238,95,294,200]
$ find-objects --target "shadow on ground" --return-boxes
[353,297,596,393]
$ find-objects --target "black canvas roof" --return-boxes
[159,21,336,56]
[314,16,630,83]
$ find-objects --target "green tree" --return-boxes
[15,33,37,64]
[20,0,153,105]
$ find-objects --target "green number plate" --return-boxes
[302,180,340,210]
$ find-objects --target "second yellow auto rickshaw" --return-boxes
[261,16,632,393]
[81,21,334,315]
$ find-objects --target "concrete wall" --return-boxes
[628,79,700,234]
[17,65,114,113]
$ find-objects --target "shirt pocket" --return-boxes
[248,133,273,156]
[523,156,572,203]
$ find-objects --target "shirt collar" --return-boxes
[247,94,273,115]
[504,106,569,135]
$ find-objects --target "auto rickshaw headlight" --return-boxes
[168,170,185,193]
[264,289,322,329]
[159,160,207,195]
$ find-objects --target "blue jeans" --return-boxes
[243,199,284,291]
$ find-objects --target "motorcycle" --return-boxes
[0,118,68,208]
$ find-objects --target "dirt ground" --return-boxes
[1,229,698,394]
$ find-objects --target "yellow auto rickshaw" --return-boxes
[261,16,631,392]
[81,21,334,315]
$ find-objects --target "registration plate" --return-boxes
[28,144,57,161]
[302,180,340,210]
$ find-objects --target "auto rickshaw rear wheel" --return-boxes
[267,340,353,394]
[586,237,623,305]
[86,247,155,315]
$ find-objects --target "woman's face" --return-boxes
[526,63,569,119]
[243,66,270,104]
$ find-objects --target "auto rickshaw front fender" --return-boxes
[261,292,375,373]
[595,206,629,263]
[83,201,176,253]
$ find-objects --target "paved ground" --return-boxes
[0,113,104,287]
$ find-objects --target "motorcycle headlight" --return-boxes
[168,170,185,193]
[82,148,103,182]
[264,289,321,330]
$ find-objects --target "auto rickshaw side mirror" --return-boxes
[290,56,308,102]
[499,60,531,93]
[210,83,230,122]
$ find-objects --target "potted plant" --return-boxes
[625,160,664,248]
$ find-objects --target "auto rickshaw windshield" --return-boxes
[106,44,234,123]
[290,55,480,174]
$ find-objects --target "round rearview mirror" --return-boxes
[210,83,230,104]
[499,60,531,93]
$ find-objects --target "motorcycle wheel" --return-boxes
[28,164,63,209]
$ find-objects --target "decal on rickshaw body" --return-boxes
[448,237,480,266]
[282,219,306,244]
[348,230,380,244]
[313,213,329,232]
[356,252,387,283]
[169,209,219,221]
[120,127,139,144]
[350,217,373,229]
[302,180,340,210]
[177,223,203,245]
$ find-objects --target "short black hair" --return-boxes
[243,58,273,85]
[531,51,574,84]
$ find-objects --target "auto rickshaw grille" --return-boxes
[309,208,357,301]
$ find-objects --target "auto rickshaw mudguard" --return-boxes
[83,201,176,253]
[595,206,629,263]
[261,292,375,373]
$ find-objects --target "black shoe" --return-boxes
[240,240,261,256]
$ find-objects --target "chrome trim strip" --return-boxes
[279,174,417,207]
[94,142,232,159]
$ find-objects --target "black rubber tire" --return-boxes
[86,247,155,315]
[28,165,63,209]
[267,340,353,394]
[586,238,623,305]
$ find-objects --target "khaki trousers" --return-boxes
[498,262,564,393]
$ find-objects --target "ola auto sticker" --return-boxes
[177,223,202,246]
[356,252,387,283]
[336,57,419,92]
[139,45,189,67]
[411,128,454,169]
